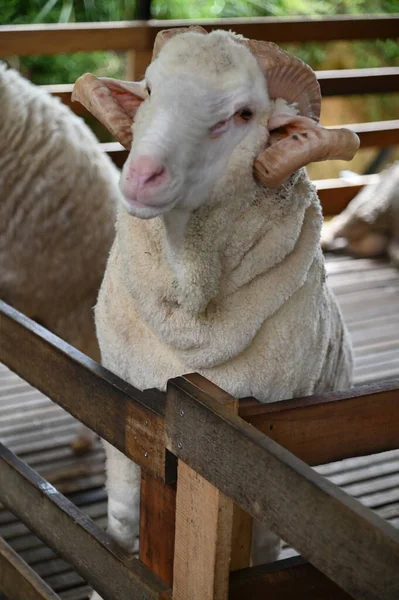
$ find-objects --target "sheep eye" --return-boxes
[146,84,151,96]
[239,108,253,121]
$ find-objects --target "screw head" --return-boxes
[144,420,149,426]
[180,409,184,417]
[177,442,183,450]
[144,451,149,458]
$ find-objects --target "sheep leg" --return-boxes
[251,522,281,565]
[103,440,141,553]
[90,446,141,600]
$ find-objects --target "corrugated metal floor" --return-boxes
[1,255,398,599]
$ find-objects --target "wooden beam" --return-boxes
[0,536,62,600]
[139,473,176,586]
[0,443,171,600]
[317,67,399,96]
[166,376,399,600]
[316,174,379,216]
[1,15,398,57]
[0,300,172,482]
[229,556,352,600]
[173,461,234,600]
[238,380,399,466]
[343,119,399,147]
[172,375,250,600]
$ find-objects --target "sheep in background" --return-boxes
[0,63,121,450]
[73,26,359,582]
[322,162,399,266]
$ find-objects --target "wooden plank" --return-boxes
[43,85,87,116]
[139,473,176,586]
[126,49,153,80]
[342,119,399,147]
[238,380,399,466]
[317,67,399,96]
[1,15,398,57]
[101,142,128,168]
[0,300,170,482]
[172,461,233,600]
[0,443,171,600]
[316,174,379,216]
[172,375,250,600]
[101,121,399,165]
[229,556,352,600]
[230,504,253,572]
[0,537,61,600]
[166,377,399,600]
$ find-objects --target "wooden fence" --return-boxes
[1,299,399,600]
[0,15,399,600]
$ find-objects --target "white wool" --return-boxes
[0,62,121,360]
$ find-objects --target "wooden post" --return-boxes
[126,49,152,81]
[171,375,252,600]
[139,472,176,586]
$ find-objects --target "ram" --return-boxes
[73,27,360,593]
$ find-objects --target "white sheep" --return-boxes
[73,27,359,587]
[0,62,121,450]
[321,162,399,266]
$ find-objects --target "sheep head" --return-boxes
[73,27,359,218]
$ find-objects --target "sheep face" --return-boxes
[118,31,269,219]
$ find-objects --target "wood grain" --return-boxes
[238,380,399,465]
[1,15,398,57]
[126,49,152,80]
[166,377,399,600]
[172,375,251,600]
[172,461,234,600]
[317,66,399,96]
[0,536,61,600]
[0,301,169,481]
[139,472,176,586]
[316,174,379,216]
[229,556,352,600]
[0,443,171,600]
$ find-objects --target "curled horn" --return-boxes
[247,40,360,187]
[247,40,321,121]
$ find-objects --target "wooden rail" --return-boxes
[316,67,399,96]
[1,15,398,57]
[0,444,171,600]
[0,537,62,600]
[238,380,399,465]
[100,144,385,216]
[0,300,172,482]
[316,174,379,215]
[43,67,399,119]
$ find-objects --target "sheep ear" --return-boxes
[254,113,359,188]
[72,74,147,149]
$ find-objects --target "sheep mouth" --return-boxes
[121,195,178,219]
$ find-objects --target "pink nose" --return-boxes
[123,155,169,200]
